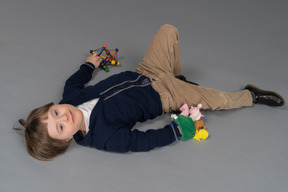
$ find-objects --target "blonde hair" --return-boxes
[17,103,71,161]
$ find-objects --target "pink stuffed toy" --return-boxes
[179,102,204,121]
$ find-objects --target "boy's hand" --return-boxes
[86,53,102,68]
[172,115,196,140]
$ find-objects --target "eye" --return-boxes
[59,124,64,131]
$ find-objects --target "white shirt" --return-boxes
[77,98,99,133]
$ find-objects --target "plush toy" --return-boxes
[193,119,209,141]
[179,102,204,121]
[171,102,209,141]
[194,119,206,130]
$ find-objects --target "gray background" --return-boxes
[1,0,288,191]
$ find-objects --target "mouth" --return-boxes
[70,110,74,123]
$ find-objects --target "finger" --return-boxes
[97,56,102,62]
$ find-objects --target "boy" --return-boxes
[19,24,285,161]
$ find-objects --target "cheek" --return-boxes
[67,123,79,134]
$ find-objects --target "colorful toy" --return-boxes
[179,102,204,121]
[90,44,120,72]
[171,102,209,141]
[193,119,208,141]
[194,119,206,130]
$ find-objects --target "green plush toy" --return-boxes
[172,115,196,140]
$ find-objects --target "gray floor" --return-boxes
[1,0,287,191]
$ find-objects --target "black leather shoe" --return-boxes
[245,84,285,106]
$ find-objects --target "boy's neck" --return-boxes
[80,122,86,136]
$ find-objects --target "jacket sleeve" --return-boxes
[104,124,181,153]
[62,62,95,99]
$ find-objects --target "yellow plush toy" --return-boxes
[193,119,209,141]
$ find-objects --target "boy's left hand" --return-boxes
[86,53,102,68]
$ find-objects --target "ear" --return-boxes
[197,104,202,109]
[65,137,73,142]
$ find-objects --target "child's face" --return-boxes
[44,104,85,141]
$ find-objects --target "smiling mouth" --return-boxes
[70,110,74,123]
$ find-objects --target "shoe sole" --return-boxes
[246,84,286,106]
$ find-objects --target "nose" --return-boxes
[58,112,69,122]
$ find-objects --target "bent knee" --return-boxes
[159,24,179,35]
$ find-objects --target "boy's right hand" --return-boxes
[86,53,102,68]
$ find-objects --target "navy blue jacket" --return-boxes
[59,63,180,152]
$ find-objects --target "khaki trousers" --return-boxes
[136,24,253,112]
